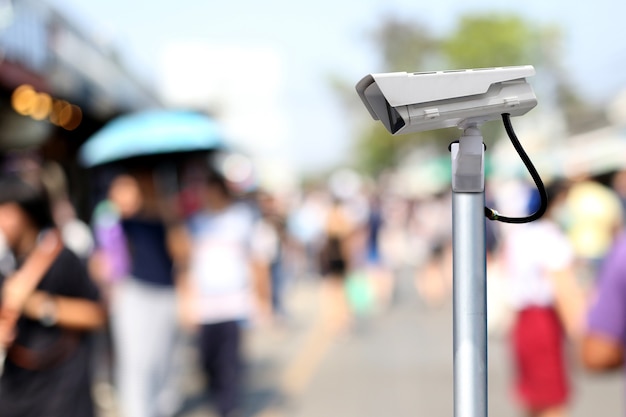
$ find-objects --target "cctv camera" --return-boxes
[355,65,537,135]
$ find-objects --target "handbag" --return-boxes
[7,330,81,371]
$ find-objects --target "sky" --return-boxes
[47,0,626,174]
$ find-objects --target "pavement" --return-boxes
[100,271,624,417]
[283,275,624,417]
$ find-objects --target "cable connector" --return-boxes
[484,207,499,221]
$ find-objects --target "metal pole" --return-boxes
[452,192,487,417]
[451,126,488,417]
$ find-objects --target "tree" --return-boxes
[442,14,541,69]
[369,16,439,72]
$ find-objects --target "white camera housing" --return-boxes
[355,65,537,135]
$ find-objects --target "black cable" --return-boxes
[483,113,548,223]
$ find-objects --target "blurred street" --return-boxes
[3,3,626,416]
[148,271,624,417]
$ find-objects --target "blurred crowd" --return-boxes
[2,148,626,417]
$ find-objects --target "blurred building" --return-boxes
[0,0,162,214]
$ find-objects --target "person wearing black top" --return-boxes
[0,176,106,417]
[98,173,181,417]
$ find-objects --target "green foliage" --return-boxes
[354,123,400,176]
[369,16,439,71]
[442,14,542,69]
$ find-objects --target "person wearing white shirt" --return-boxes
[174,172,270,417]
[502,182,576,417]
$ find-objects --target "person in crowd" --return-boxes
[90,174,134,302]
[3,154,95,262]
[254,190,289,320]
[363,192,395,310]
[0,227,14,279]
[502,181,581,417]
[174,171,271,417]
[0,175,105,417]
[582,214,626,372]
[344,191,392,316]
[611,169,626,217]
[40,161,95,261]
[565,177,623,281]
[287,187,328,280]
[318,195,354,332]
[413,193,453,307]
[91,171,182,417]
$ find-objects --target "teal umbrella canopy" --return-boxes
[79,110,226,167]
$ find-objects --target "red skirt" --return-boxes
[512,306,569,410]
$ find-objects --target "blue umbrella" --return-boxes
[79,109,226,167]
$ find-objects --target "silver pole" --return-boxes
[451,126,488,417]
[452,192,487,417]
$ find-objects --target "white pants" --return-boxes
[110,278,181,417]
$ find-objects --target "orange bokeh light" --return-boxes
[31,92,53,120]
[11,85,82,130]
[11,84,37,115]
